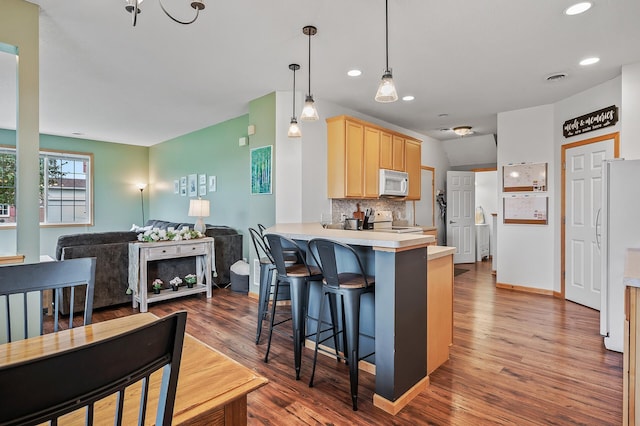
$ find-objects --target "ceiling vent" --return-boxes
[546,72,568,82]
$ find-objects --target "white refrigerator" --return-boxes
[600,158,640,352]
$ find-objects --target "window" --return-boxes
[0,147,93,226]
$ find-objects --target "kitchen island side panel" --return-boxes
[374,246,428,400]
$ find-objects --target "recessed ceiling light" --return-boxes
[565,2,592,15]
[580,57,600,66]
[347,69,362,77]
[402,95,415,101]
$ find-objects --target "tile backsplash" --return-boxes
[329,199,411,225]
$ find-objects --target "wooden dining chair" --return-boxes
[0,310,187,426]
[0,257,96,343]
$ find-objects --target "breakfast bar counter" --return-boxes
[266,223,434,414]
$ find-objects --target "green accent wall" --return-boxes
[0,129,149,258]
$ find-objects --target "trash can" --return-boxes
[229,260,250,294]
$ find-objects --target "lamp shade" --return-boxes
[188,199,210,217]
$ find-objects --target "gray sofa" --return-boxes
[56,219,242,311]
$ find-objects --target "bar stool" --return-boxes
[249,227,276,344]
[264,233,324,380]
[307,238,375,411]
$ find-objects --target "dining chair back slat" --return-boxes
[0,257,96,343]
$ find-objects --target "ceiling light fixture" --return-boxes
[452,126,474,137]
[300,26,319,122]
[579,57,600,66]
[288,64,302,138]
[375,0,398,103]
[565,2,592,15]
[124,0,205,27]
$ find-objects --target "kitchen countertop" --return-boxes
[427,246,455,260]
[266,222,434,249]
[624,248,640,288]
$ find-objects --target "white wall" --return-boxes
[497,105,555,290]
[622,63,640,160]
[496,68,636,293]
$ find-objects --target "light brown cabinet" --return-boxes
[392,135,406,171]
[427,248,454,374]
[405,139,421,200]
[626,285,640,425]
[327,115,421,199]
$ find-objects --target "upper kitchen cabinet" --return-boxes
[406,139,421,200]
[328,116,365,198]
[327,115,421,199]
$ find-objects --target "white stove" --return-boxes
[371,211,423,234]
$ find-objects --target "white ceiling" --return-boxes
[1,0,639,147]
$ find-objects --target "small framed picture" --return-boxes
[199,185,207,196]
[208,176,217,192]
[180,176,187,196]
[199,174,206,185]
[173,180,179,194]
[188,174,197,197]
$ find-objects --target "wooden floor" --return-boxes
[91,260,623,425]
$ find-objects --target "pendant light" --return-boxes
[288,64,302,138]
[124,0,205,27]
[300,26,319,121]
[375,0,398,103]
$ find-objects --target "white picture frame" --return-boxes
[173,179,179,194]
[188,174,197,197]
[199,185,207,196]
[208,175,217,192]
[199,174,206,185]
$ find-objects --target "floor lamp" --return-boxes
[137,183,147,225]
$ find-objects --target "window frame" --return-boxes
[0,145,94,228]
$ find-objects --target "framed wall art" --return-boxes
[188,174,197,197]
[250,145,272,195]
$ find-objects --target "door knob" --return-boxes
[449,220,457,224]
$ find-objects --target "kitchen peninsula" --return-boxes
[266,223,442,414]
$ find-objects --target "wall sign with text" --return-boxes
[562,105,618,138]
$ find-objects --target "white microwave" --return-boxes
[379,169,408,197]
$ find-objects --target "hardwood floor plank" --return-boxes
[86,259,622,425]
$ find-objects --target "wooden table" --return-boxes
[0,313,268,425]
[128,238,214,312]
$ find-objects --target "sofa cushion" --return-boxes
[56,231,137,261]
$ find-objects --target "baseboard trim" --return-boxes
[373,375,430,415]
[496,282,554,296]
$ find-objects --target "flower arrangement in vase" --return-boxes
[152,279,163,294]
[170,276,182,291]
[137,226,203,243]
[184,274,197,288]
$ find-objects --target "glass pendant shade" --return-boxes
[300,95,319,121]
[288,118,302,138]
[375,70,398,103]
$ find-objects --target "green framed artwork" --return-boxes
[250,145,272,195]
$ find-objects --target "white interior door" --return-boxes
[565,139,614,309]
[447,171,475,264]
[414,167,434,227]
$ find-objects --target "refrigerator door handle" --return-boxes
[595,208,602,249]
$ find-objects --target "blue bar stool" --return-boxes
[264,233,324,380]
[307,238,375,411]
[249,227,277,344]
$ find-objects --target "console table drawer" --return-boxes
[179,243,207,256]
[147,244,179,258]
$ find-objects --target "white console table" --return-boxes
[128,237,213,312]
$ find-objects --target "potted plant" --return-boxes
[152,279,163,294]
[170,276,182,291]
[184,274,197,288]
